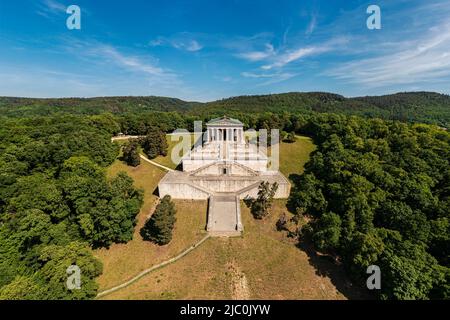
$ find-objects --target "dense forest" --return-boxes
[0,114,143,299]
[289,114,449,299]
[1,91,449,128]
[0,92,448,300]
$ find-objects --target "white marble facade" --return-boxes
[158,116,290,200]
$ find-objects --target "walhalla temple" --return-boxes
[158,116,290,236]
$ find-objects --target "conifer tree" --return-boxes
[140,195,176,245]
[123,139,140,167]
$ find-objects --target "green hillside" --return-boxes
[1,91,449,127]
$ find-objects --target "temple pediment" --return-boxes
[207,116,243,127]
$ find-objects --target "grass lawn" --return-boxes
[278,135,316,179]
[152,133,195,169]
[101,200,347,300]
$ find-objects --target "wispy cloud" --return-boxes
[181,40,203,52]
[236,43,275,62]
[326,22,450,87]
[241,71,298,86]
[36,0,66,18]
[305,14,317,35]
[261,37,348,70]
[241,71,282,78]
[149,33,203,52]
[95,45,167,76]
[262,46,325,70]
[60,38,181,88]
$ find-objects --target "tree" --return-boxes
[7,174,69,221]
[246,181,278,219]
[88,113,120,135]
[276,212,288,231]
[141,126,168,159]
[311,212,342,251]
[140,195,176,245]
[60,157,143,247]
[379,241,443,300]
[283,131,296,143]
[122,139,140,167]
[286,114,450,299]
[36,242,103,300]
[0,276,42,300]
[0,114,145,299]
[287,173,327,216]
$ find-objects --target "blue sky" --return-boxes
[0,0,449,101]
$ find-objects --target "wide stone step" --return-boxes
[214,194,236,201]
[207,193,243,237]
[209,230,242,237]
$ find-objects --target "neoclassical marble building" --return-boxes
[158,116,290,236]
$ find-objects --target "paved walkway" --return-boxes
[139,154,174,172]
[96,234,210,299]
[111,135,143,141]
[110,135,175,172]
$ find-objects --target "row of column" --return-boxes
[207,127,244,143]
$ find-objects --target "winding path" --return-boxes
[110,135,175,172]
[139,154,174,172]
[96,234,211,299]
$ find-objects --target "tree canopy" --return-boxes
[288,114,450,299]
[0,114,143,299]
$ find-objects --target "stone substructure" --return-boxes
[158,116,291,237]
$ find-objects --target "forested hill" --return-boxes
[0,96,199,116]
[0,91,449,127]
[198,92,450,127]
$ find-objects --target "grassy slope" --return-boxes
[95,159,207,290]
[103,201,347,300]
[278,135,317,179]
[97,134,362,300]
[152,133,195,169]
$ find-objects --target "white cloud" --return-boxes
[241,71,298,86]
[236,44,275,62]
[261,46,327,70]
[42,0,66,12]
[36,0,66,18]
[235,34,347,70]
[326,22,450,87]
[174,39,203,52]
[305,14,317,35]
[95,45,167,76]
[241,71,281,78]
[61,39,181,87]
[149,35,203,52]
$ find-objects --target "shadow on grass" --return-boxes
[286,173,302,214]
[153,186,160,197]
[288,173,303,186]
[296,237,374,300]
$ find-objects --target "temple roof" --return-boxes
[206,116,243,126]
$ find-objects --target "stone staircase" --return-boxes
[207,193,243,237]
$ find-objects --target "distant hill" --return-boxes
[1,91,449,127]
[0,96,198,117]
[196,92,450,127]
[349,92,450,126]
